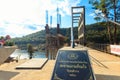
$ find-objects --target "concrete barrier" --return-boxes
[0,46,16,64]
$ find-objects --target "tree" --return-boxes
[94,16,101,23]
[4,40,14,46]
[27,44,34,59]
[0,36,4,40]
[86,22,109,44]
[89,0,120,44]
[5,35,11,40]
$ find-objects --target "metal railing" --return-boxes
[86,43,111,53]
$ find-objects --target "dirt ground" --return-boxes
[0,47,120,80]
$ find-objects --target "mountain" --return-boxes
[11,22,120,49]
[11,27,78,49]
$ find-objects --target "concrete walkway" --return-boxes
[16,58,48,69]
[88,48,120,80]
[0,46,16,64]
[0,47,120,80]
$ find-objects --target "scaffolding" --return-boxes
[45,9,62,60]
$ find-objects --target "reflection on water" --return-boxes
[10,49,46,59]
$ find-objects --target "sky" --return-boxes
[0,0,96,38]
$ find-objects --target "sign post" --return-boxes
[51,49,96,80]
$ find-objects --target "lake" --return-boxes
[10,49,46,59]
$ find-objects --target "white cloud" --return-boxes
[95,9,102,14]
[89,13,95,17]
[0,21,45,38]
[89,9,103,18]
[0,0,81,38]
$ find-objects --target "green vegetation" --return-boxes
[0,35,14,46]
[86,22,120,44]
[89,0,120,44]
[10,27,78,49]
[11,30,46,49]
[27,44,34,59]
[4,40,15,46]
[9,22,120,49]
[86,22,108,44]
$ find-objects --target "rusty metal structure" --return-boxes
[45,8,61,60]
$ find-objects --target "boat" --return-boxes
[0,46,17,65]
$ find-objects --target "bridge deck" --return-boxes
[0,46,120,80]
[88,47,120,80]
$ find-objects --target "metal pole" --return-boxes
[83,6,85,46]
[71,7,74,48]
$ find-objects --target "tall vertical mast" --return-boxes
[57,7,60,34]
[46,10,48,24]
[57,7,59,24]
[50,16,52,28]
[45,10,49,34]
[59,14,61,27]
[45,10,49,59]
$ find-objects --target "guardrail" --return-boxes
[86,43,111,53]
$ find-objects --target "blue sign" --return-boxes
[51,50,96,80]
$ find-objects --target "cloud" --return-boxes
[0,0,81,38]
[0,21,44,38]
[89,13,95,17]
[89,9,103,17]
[54,0,81,16]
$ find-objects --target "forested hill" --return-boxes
[12,23,108,45]
[11,27,78,46]
[11,22,120,46]
[11,30,46,45]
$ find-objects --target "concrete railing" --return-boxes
[0,46,17,64]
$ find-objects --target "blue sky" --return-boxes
[0,0,96,38]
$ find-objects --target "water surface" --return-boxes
[10,49,46,59]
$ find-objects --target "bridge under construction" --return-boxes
[0,5,120,80]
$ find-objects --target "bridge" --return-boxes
[0,5,120,80]
[43,6,120,80]
[44,6,120,59]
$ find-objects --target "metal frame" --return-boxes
[71,6,85,48]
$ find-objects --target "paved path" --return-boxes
[0,46,120,80]
[88,48,120,80]
[62,46,120,80]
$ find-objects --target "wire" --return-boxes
[94,11,120,26]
